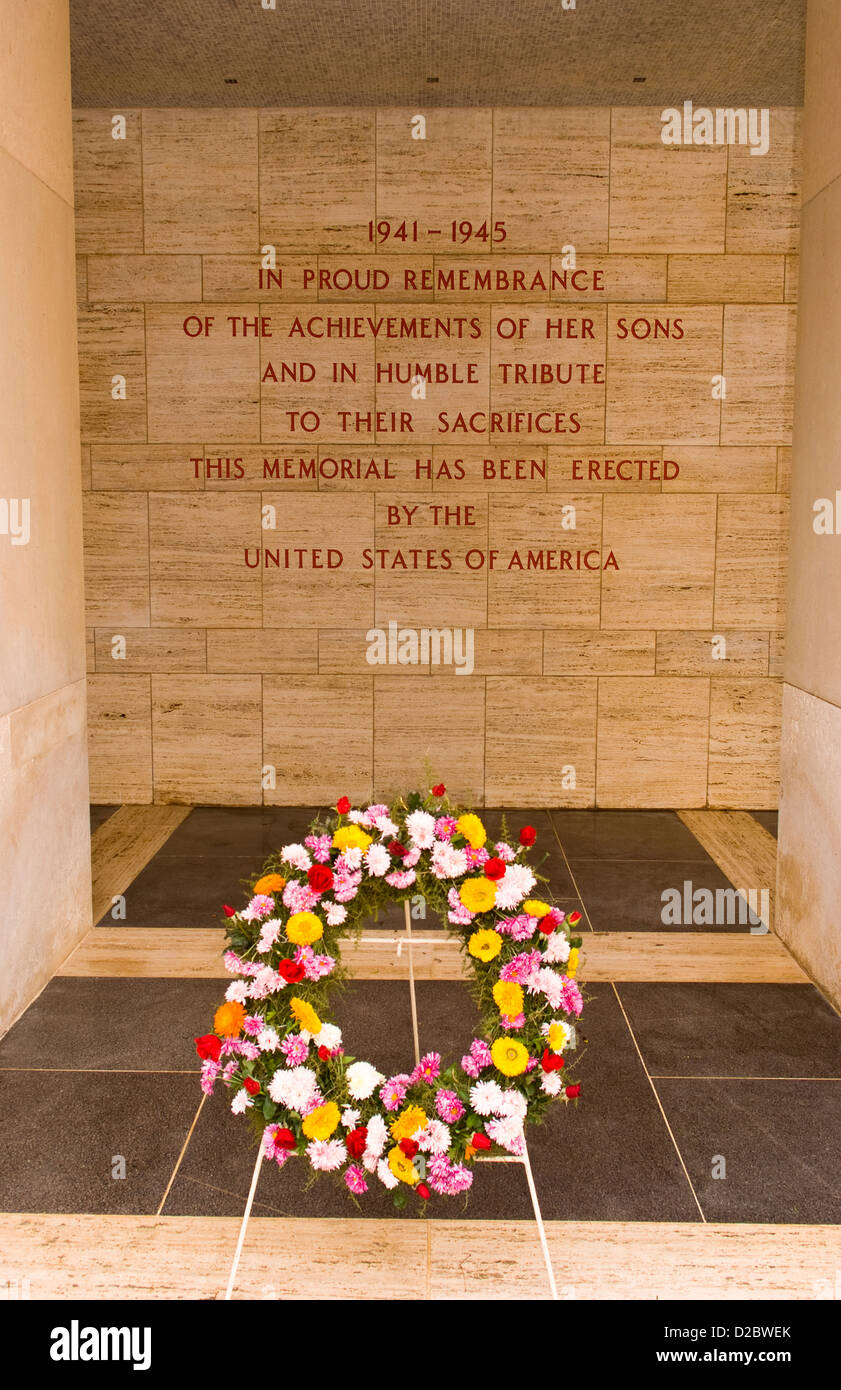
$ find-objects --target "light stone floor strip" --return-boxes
[58,926,810,982]
[89,805,192,927]
[679,810,777,931]
[2,1213,838,1301]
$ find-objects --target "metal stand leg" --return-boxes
[520,1142,559,1300]
[224,1142,263,1300]
[404,898,421,1067]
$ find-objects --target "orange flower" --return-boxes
[254,872,286,895]
[213,1000,246,1037]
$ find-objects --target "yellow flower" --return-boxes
[566,947,580,978]
[390,1105,427,1141]
[213,1001,246,1037]
[302,1101,340,1140]
[332,824,372,854]
[468,929,502,963]
[290,996,321,1035]
[547,1021,571,1053]
[254,872,286,894]
[493,980,524,1017]
[523,899,552,918]
[286,911,323,945]
[459,877,497,914]
[456,813,487,849]
[491,1036,530,1077]
[387,1145,419,1185]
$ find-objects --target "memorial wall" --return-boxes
[74,106,799,807]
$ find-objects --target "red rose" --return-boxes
[336,796,351,814]
[541,1048,565,1073]
[318,1044,331,1061]
[308,864,334,893]
[471,1132,492,1150]
[346,1126,368,1158]
[567,910,582,928]
[195,1033,222,1062]
[277,959,306,983]
[243,1076,261,1095]
[398,1138,419,1159]
[484,856,506,881]
[432,784,446,797]
[273,1128,296,1150]
[519,826,537,847]
[222,904,237,918]
[417,1183,431,1200]
[565,1084,581,1099]
[387,840,407,857]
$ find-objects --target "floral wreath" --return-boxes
[196,787,585,1209]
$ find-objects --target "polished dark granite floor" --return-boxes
[93,805,766,933]
[2,976,840,1223]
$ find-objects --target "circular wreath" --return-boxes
[196,786,585,1209]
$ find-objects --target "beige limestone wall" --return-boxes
[777,0,841,1009]
[0,1,91,1034]
[74,104,799,808]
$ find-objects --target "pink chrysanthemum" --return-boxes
[241,894,275,921]
[470,1038,493,1068]
[435,1088,466,1123]
[428,1154,474,1196]
[434,816,457,840]
[280,1033,309,1065]
[499,949,543,984]
[305,833,333,863]
[411,1051,441,1085]
[379,1077,408,1111]
[242,1015,263,1037]
[344,1163,368,1195]
[497,913,538,941]
[200,1059,220,1095]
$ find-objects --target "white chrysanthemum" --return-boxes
[364,1112,388,1158]
[325,901,347,926]
[365,843,391,877]
[494,862,536,909]
[375,816,399,839]
[348,810,371,826]
[341,1106,361,1130]
[307,1139,346,1171]
[538,966,565,1010]
[431,841,468,878]
[540,1071,563,1096]
[345,1060,385,1100]
[541,1018,572,1052]
[281,843,311,872]
[314,1022,342,1051]
[257,1026,280,1052]
[231,1088,252,1114]
[340,846,363,870]
[496,1088,527,1120]
[470,1079,506,1116]
[268,1064,319,1110]
[377,1157,399,1190]
[542,932,571,964]
[406,810,436,848]
[225,981,248,1003]
[418,1119,452,1154]
[486,1115,526,1155]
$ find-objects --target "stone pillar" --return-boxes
[777,0,841,1007]
[0,1,91,1033]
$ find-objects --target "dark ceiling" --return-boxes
[69,0,806,108]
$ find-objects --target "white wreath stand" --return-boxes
[224,901,559,1300]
